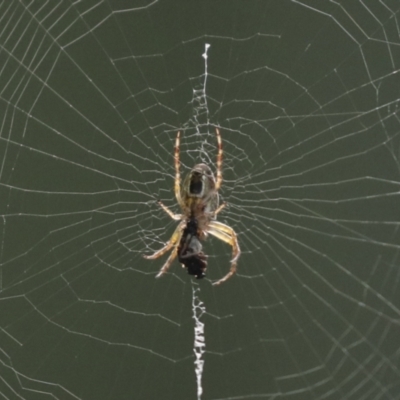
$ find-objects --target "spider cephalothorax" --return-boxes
[144,128,240,285]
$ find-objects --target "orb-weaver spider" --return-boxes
[144,128,240,285]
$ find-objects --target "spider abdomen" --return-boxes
[178,217,207,279]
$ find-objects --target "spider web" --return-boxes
[1,1,400,399]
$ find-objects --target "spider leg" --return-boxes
[215,128,223,190]
[214,201,226,217]
[174,131,185,209]
[143,221,184,260]
[157,200,182,220]
[208,220,240,285]
[156,246,179,278]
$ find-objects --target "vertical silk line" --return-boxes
[192,43,210,134]
[192,285,206,400]
[191,43,209,399]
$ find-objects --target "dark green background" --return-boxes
[1,1,400,399]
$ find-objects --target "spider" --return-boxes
[143,128,240,285]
